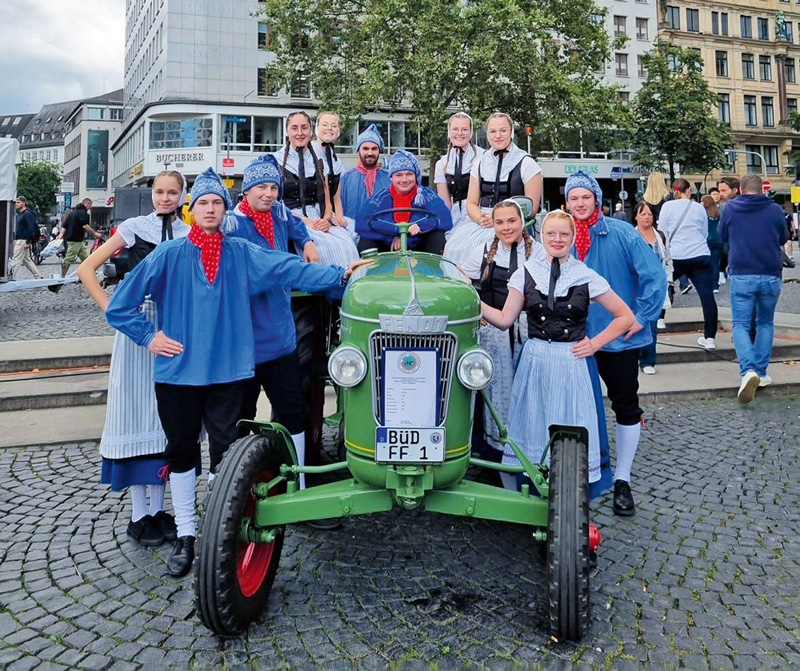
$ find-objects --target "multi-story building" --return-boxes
[0,114,35,143]
[114,0,434,191]
[661,0,800,195]
[596,0,659,101]
[17,101,79,165]
[62,90,124,226]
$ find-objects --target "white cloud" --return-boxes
[0,0,125,114]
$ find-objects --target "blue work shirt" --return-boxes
[106,236,344,385]
[580,215,667,352]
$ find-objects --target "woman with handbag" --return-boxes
[658,179,718,349]
[634,201,673,374]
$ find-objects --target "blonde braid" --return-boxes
[481,236,501,284]
[522,229,533,260]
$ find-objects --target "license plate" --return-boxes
[375,427,445,463]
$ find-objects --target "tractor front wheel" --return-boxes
[546,434,590,641]
[195,435,288,636]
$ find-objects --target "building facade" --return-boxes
[17,101,80,166]
[661,0,800,194]
[61,91,124,225]
[596,0,659,101]
[0,114,35,143]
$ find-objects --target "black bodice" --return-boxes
[523,272,590,343]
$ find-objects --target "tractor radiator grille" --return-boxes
[369,332,457,425]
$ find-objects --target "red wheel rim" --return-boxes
[236,470,277,597]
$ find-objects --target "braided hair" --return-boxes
[480,200,532,283]
[282,110,332,216]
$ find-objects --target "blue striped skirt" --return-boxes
[504,338,611,498]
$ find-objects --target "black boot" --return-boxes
[167,536,195,577]
[613,480,635,517]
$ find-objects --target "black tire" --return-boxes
[195,434,288,636]
[547,435,590,641]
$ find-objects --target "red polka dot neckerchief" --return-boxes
[239,197,274,248]
[187,224,223,285]
[574,207,600,262]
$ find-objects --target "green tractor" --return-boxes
[194,205,601,642]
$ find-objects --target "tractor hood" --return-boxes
[343,252,480,326]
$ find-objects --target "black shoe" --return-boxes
[589,550,598,569]
[153,510,178,541]
[127,515,165,547]
[613,480,635,517]
[304,518,342,530]
[167,536,195,577]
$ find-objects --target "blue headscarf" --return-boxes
[242,154,283,197]
[356,123,385,152]
[189,168,233,211]
[564,170,603,205]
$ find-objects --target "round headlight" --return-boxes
[328,346,367,387]
[457,348,494,390]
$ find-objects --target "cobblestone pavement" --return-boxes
[0,397,798,670]
[0,258,113,342]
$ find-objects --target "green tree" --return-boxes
[256,0,627,161]
[17,161,62,218]
[631,42,731,182]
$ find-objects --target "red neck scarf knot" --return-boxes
[188,224,223,284]
[390,184,417,223]
[239,197,275,248]
[573,207,600,262]
[355,161,380,197]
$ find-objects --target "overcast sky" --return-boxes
[0,0,125,115]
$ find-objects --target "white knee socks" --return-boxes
[129,485,147,522]
[170,469,197,538]
[291,432,306,490]
[148,484,165,516]
[614,422,641,484]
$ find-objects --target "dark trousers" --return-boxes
[154,381,244,474]
[594,349,642,426]
[357,229,447,255]
[672,255,718,339]
[709,243,723,290]
[240,351,307,435]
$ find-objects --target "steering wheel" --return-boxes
[366,208,441,235]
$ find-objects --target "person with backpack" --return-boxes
[61,198,101,276]
[10,196,43,280]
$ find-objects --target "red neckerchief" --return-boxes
[355,161,380,197]
[390,184,417,223]
[187,224,223,285]
[574,208,600,261]
[239,197,274,248]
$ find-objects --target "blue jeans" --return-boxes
[639,320,658,368]
[730,275,782,377]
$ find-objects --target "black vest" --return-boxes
[523,272,590,343]
[282,170,324,211]
[446,172,471,205]
[479,158,527,208]
[328,172,341,201]
[474,253,513,310]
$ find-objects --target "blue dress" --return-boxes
[504,255,613,499]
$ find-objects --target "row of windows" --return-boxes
[256,68,310,98]
[613,53,646,78]
[612,16,650,41]
[725,145,781,175]
[666,5,795,43]
[64,136,81,163]
[20,148,60,162]
[714,52,796,83]
[145,115,433,154]
[20,130,64,144]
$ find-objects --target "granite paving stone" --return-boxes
[0,397,798,669]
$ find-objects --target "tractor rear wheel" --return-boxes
[195,435,288,636]
[546,434,590,641]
